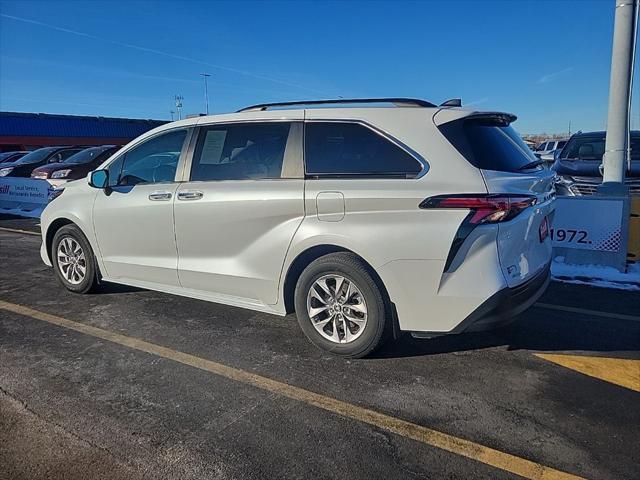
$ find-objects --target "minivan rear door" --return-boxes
[438,113,555,287]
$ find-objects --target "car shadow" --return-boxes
[95,281,143,294]
[373,309,640,359]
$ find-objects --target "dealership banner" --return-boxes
[551,197,623,252]
[0,177,54,218]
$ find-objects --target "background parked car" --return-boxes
[0,151,29,164]
[552,130,640,196]
[536,139,568,163]
[0,146,87,178]
[31,145,120,180]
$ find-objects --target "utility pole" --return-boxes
[601,0,638,189]
[200,73,211,115]
[174,95,184,120]
[170,110,175,121]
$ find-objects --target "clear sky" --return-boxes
[0,0,636,134]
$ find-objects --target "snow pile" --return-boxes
[551,257,640,291]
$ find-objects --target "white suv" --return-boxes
[40,98,555,357]
[536,139,567,163]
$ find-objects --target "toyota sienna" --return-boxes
[40,98,555,357]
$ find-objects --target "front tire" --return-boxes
[294,252,390,358]
[52,224,99,294]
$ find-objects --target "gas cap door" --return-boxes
[316,191,345,222]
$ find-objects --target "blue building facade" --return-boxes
[0,111,167,151]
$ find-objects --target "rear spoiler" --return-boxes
[433,109,517,127]
[463,112,517,124]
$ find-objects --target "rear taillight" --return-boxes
[419,194,537,224]
[421,194,538,272]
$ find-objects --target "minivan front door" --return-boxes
[93,128,190,286]
[174,119,304,306]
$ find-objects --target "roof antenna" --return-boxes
[440,98,462,107]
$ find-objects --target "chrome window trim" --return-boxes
[303,119,430,179]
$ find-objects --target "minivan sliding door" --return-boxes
[174,119,305,306]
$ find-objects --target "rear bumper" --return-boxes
[410,262,550,338]
[455,262,550,333]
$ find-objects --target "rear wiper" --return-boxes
[518,160,544,170]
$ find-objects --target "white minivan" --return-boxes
[40,98,555,357]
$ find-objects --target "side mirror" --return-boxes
[89,169,108,189]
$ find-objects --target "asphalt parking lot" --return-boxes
[0,216,639,480]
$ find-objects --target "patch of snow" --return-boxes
[551,257,640,291]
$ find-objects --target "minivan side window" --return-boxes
[304,122,422,177]
[117,129,187,186]
[190,122,291,181]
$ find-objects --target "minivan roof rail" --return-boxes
[237,98,437,112]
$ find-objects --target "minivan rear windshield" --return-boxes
[438,117,539,173]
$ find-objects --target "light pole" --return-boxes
[200,73,211,115]
[601,0,638,189]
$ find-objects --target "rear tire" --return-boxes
[294,252,390,358]
[52,224,99,294]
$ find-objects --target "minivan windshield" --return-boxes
[63,146,113,164]
[439,117,540,172]
[560,134,640,161]
[12,147,57,165]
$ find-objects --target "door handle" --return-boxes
[177,190,204,201]
[148,191,173,201]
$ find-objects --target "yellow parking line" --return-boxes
[534,302,640,323]
[536,353,640,392]
[0,300,583,480]
[0,226,40,236]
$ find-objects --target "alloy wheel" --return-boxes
[306,274,368,344]
[56,237,86,285]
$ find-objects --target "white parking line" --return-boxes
[0,226,40,236]
[534,302,640,323]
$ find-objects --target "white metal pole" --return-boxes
[602,0,637,185]
[201,73,211,115]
